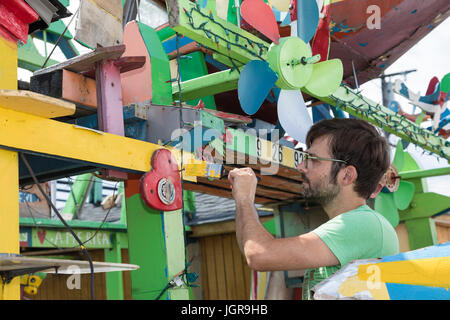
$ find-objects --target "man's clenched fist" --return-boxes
[228,167,258,204]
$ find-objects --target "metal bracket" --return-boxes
[0,266,59,285]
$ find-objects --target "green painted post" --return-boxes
[61,173,93,220]
[118,182,127,226]
[125,179,188,300]
[104,232,124,300]
[172,66,241,102]
[164,209,189,300]
[180,51,217,110]
[137,22,173,106]
[405,218,438,250]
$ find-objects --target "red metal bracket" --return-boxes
[139,149,182,212]
[0,0,39,43]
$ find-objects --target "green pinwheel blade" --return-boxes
[393,140,405,171]
[303,59,343,97]
[375,192,399,228]
[441,73,450,94]
[393,180,415,210]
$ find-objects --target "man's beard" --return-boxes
[300,173,340,206]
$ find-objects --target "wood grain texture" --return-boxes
[199,233,251,300]
[0,89,75,118]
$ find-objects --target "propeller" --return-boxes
[374,141,416,228]
[238,0,343,143]
[392,74,450,137]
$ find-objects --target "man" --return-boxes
[228,118,399,300]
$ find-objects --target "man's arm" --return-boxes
[229,168,339,271]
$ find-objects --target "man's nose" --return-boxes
[296,161,307,173]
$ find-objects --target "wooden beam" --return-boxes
[0,148,20,300]
[190,216,274,238]
[33,45,126,77]
[166,0,269,65]
[0,90,75,118]
[0,105,201,175]
[172,67,240,102]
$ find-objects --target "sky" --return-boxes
[360,16,450,196]
[19,1,450,197]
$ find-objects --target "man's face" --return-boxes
[297,135,340,205]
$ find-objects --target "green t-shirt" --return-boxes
[302,204,399,300]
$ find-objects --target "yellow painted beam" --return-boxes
[0,106,201,176]
[0,90,76,118]
[0,36,20,300]
[0,149,20,300]
[0,37,17,90]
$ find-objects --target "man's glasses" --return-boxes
[298,151,347,169]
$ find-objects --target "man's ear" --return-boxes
[341,165,358,185]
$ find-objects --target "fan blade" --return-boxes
[419,82,440,104]
[441,73,450,94]
[271,0,291,12]
[393,180,415,211]
[241,0,281,44]
[238,60,279,115]
[425,76,440,96]
[393,140,404,171]
[311,4,330,62]
[280,12,291,26]
[374,193,399,228]
[277,89,312,143]
[296,0,319,43]
[303,59,343,97]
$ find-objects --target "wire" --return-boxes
[42,6,80,68]
[20,153,96,300]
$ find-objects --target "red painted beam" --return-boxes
[0,0,38,43]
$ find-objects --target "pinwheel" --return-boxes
[237,0,343,143]
[374,141,416,228]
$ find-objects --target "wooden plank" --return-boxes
[95,59,125,136]
[62,69,97,108]
[0,149,20,300]
[195,176,301,201]
[33,45,126,77]
[183,181,275,204]
[121,21,153,105]
[0,106,157,173]
[0,90,76,118]
[166,0,269,64]
[203,237,218,299]
[242,257,251,300]
[190,216,274,238]
[0,36,18,89]
[200,238,210,299]
[222,234,237,299]
[0,0,39,43]
[222,164,303,195]
[89,0,123,21]
[230,234,247,300]
[212,235,227,299]
[74,0,123,48]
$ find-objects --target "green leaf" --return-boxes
[375,192,399,228]
[393,140,404,171]
[393,180,415,210]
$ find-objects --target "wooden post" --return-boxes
[0,149,20,300]
[0,22,20,300]
[95,58,128,180]
[104,233,124,300]
[125,177,189,300]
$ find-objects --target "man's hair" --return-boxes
[305,118,390,199]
